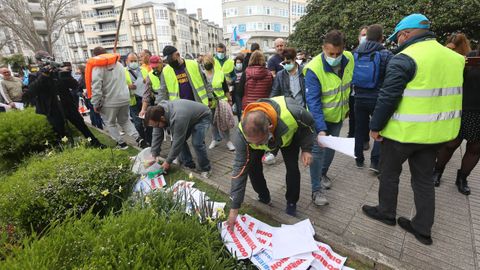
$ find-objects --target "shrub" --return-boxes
[0,147,136,239]
[0,209,239,269]
[0,108,55,165]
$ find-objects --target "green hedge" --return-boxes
[0,209,239,269]
[0,147,136,239]
[0,108,55,165]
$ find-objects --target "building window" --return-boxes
[282,24,288,32]
[83,50,88,59]
[224,8,238,17]
[145,26,153,35]
[155,9,168,20]
[156,25,170,36]
[132,12,139,22]
[137,43,143,51]
[143,9,150,19]
[147,42,154,53]
[264,7,271,15]
[246,6,257,15]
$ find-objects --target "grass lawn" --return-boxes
[90,127,371,270]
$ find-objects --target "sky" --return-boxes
[176,0,223,26]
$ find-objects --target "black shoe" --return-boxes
[456,170,471,195]
[258,194,271,205]
[432,168,443,187]
[286,203,297,216]
[369,162,379,174]
[397,217,432,245]
[362,205,396,226]
[136,138,148,149]
[90,139,107,149]
[115,142,128,150]
[355,159,364,169]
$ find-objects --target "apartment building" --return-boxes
[127,2,223,57]
[222,0,307,52]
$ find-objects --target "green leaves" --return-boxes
[289,0,480,55]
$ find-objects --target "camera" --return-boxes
[40,58,72,79]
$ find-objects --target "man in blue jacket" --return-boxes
[352,24,393,172]
[304,30,354,206]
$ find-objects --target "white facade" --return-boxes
[222,0,307,52]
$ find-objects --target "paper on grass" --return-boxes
[241,214,275,250]
[221,216,263,259]
[310,241,347,270]
[13,102,24,110]
[272,219,318,259]
[281,218,315,236]
[317,135,356,158]
[251,249,314,270]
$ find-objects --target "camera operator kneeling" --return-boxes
[23,51,104,147]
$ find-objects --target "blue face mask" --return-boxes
[284,63,295,71]
[235,63,243,70]
[325,55,342,67]
[128,62,139,70]
[216,52,225,60]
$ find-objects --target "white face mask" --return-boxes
[325,55,342,67]
[359,36,367,44]
[128,62,139,70]
[235,63,243,70]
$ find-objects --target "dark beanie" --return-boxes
[162,46,177,57]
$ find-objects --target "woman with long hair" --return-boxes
[433,33,480,195]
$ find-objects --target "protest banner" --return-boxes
[221,216,263,259]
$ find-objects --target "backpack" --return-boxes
[352,51,381,89]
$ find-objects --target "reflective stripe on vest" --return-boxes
[125,68,137,106]
[239,96,299,151]
[148,71,160,93]
[380,39,465,144]
[162,59,208,105]
[303,51,354,123]
[212,67,226,101]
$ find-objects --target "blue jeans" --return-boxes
[210,108,230,142]
[179,116,211,172]
[354,98,380,164]
[310,121,343,193]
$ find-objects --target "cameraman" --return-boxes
[24,51,104,147]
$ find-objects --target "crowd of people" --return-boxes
[1,13,479,246]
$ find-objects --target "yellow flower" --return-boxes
[118,163,123,170]
[87,137,92,142]
[188,172,194,180]
[101,189,110,197]
[44,140,49,146]
[61,136,68,143]
[145,196,151,204]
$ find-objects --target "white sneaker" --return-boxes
[200,170,211,179]
[262,152,276,165]
[209,140,219,149]
[226,141,235,151]
[321,175,332,189]
[312,190,329,206]
[172,158,180,165]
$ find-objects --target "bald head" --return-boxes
[126,52,138,64]
[0,67,12,80]
[274,38,285,55]
[241,111,271,144]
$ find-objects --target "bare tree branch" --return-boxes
[0,0,77,54]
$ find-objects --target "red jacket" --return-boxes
[242,66,273,110]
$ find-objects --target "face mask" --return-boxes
[235,63,243,70]
[325,55,342,67]
[284,63,295,71]
[216,52,225,60]
[128,62,139,70]
[204,62,213,70]
[359,36,367,44]
[153,69,161,76]
[295,59,303,65]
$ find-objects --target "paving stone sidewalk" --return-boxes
[104,119,479,270]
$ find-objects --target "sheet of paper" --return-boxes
[251,249,314,270]
[281,219,315,236]
[220,216,262,259]
[272,219,318,259]
[310,241,347,270]
[317,135,356,158]
[13,102,24,110]
[241,214,276,250]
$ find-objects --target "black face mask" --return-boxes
[153,69,161,76]
[168,58,180,69]
[204,63,213,70]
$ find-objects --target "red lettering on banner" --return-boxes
[248,222,255,232]
[257,229,273,238]
[150,179,157,189]
[313,252,339,270]
[258,238,266,244]
[318,245,342,264]
[228,225,248,257]
[284,259,306,270]
[241,216,247,222]
[235,222,258,250]
[270,258,289,270]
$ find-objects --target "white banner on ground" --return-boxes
[272,219,318,260]
[221,216,263,259]
[133,175,167,193]
[310,241,347,270]
[251,249,314,270]
[241,214,275,250]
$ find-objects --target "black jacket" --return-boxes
[370,32,435,131]
[463,50,480,112]
[270,65,306,107]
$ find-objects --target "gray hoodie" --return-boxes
[230,97,315,209]
[91,62,130,108]
[150,99,211,163]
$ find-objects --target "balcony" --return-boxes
[131,19,140,26]
[92,0,114,9]
[171,35,177,42]
[170,20,175,26]
[77,27,84,33]
[93,12,117,21]
[98,27,116,34]
[144,34,154,41]
[78,41,88,47]
[73,57,87,64]
[133,36,142,42]
[68,42,78,48]
[142,17,152,24]
[65,27,75,33]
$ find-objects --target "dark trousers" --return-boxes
[348,95,355,137]
[248,140,301,205]
[48,106,97,141]
[129,96,153,144]
[354,98,380,163]
[378,138,440,236]
[85,98,103,129]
